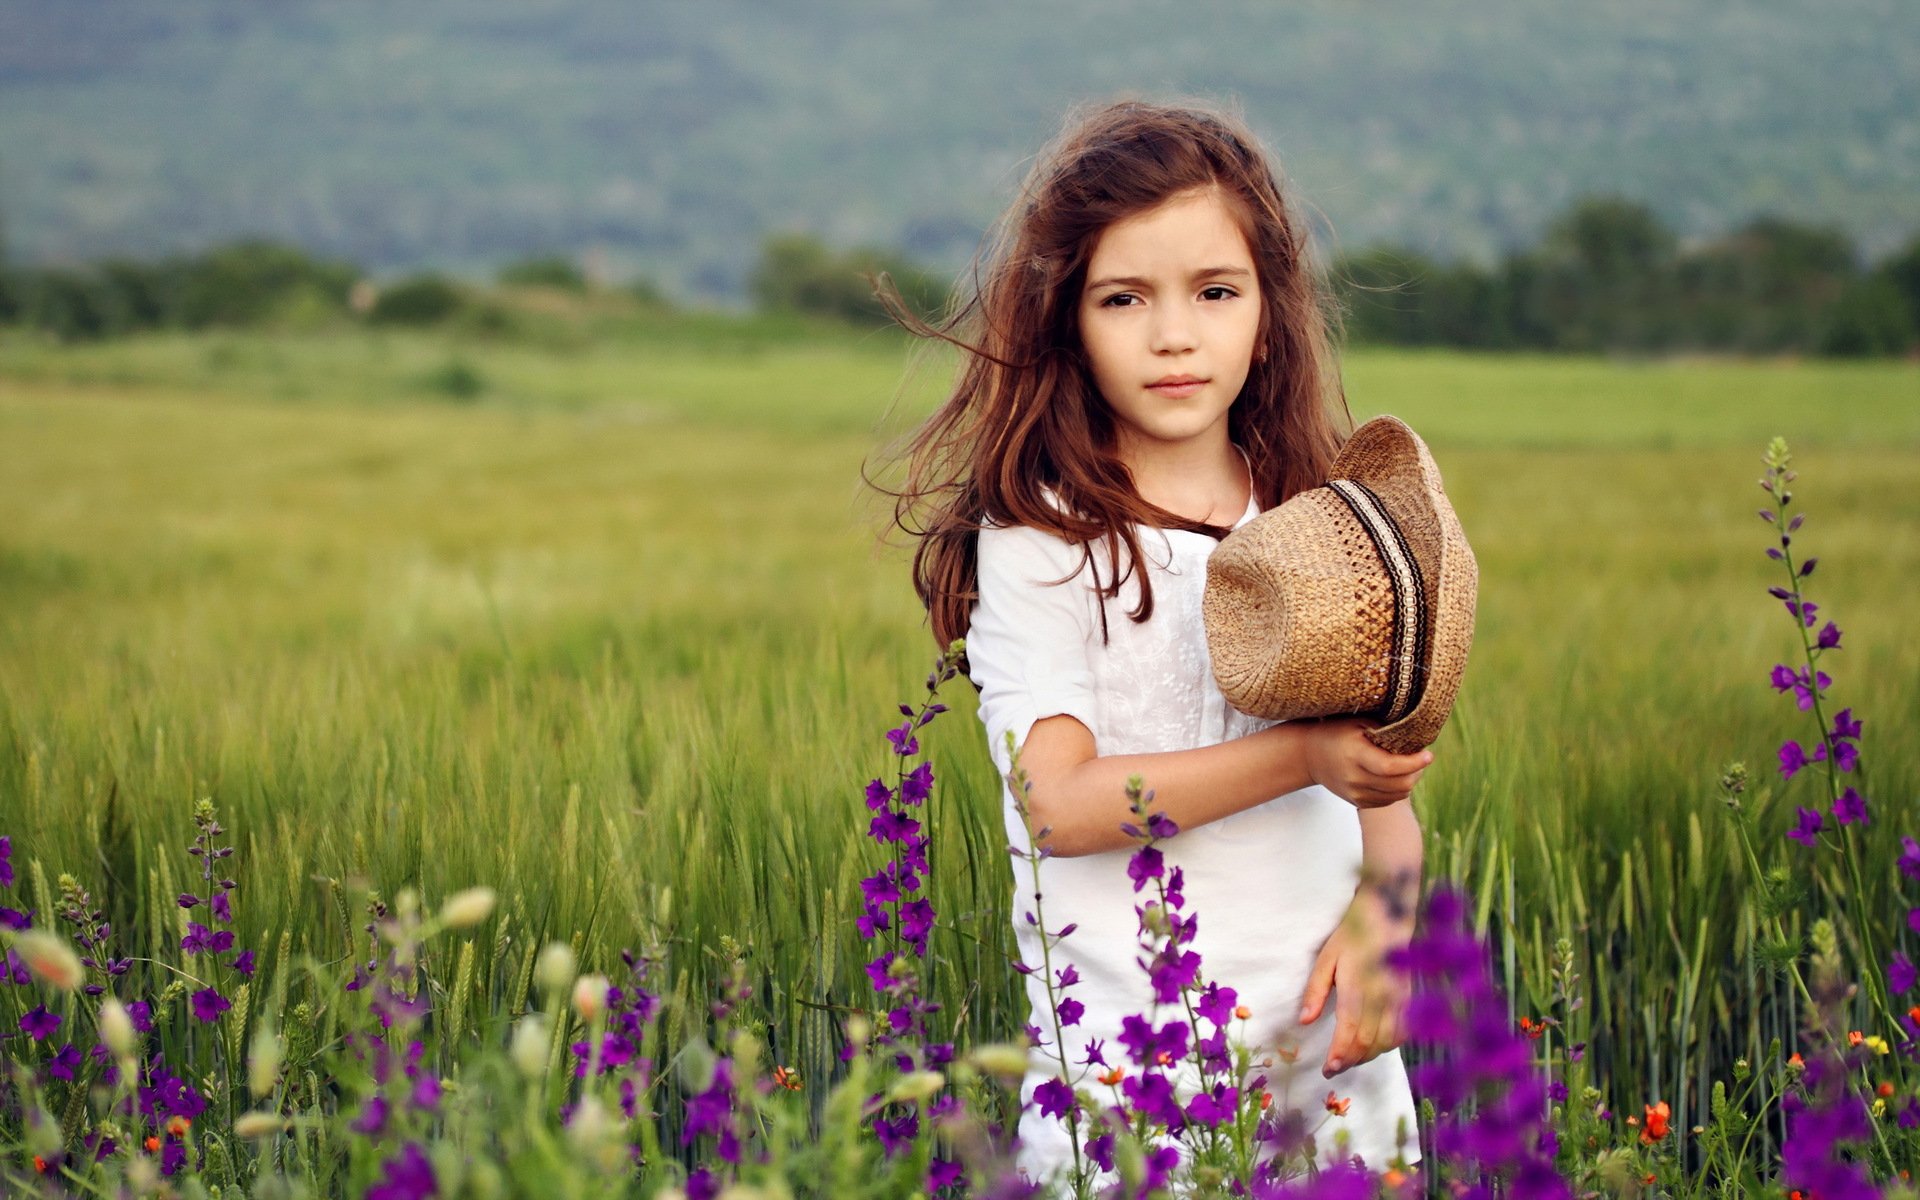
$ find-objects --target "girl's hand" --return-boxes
[1298,891,1415,1078]
[1302,718,1431,809]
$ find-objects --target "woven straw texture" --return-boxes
[1202,415,1477,755]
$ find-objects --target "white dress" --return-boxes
[964,491,1420,1186]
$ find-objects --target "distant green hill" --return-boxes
[2,0,1916,301]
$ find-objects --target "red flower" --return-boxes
[1640,1100,1671,1144]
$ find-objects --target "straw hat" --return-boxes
[1202,415,1477,755]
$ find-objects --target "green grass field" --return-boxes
[2,323,1916,1145]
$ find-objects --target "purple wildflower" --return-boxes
[1830,707,1861,741]
[1816,621,1842,649]
[1830,738,1859,774]
[351,1096,390,1136]
[1787,807,1824,848]
[47,1042,82,1080]
[232,949,257,977]
[1891,953,1917,996]
[1778,740,1809,780]
[885,724,920,757]
[900,761,934,804]
[1126,845,1164,892]
[210,890,232,923]
[1901,837,1920,880]
[20,1006,60,1041]
[1034,1077,1074,1120]
[180,921,233,957]
[1831,787,1867,826]
[366,1142,436,1200]
[190,987,231,1023]
[875,1109,919,1157]
[127,1000,153,1033]
[0,836,11,887]
[0,907,29,931]
[1055,996,1084,1027]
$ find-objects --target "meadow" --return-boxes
[1,316,1917,1190]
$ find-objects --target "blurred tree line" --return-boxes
[2,196,1915,356]
[1331,196,1920,357]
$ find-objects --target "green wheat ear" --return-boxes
[447,937,477,1048]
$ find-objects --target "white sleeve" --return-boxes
[966,524,1101,778]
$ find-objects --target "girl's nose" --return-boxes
[1149,302,1199,354]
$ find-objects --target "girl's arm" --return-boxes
[1016,713,1430,857]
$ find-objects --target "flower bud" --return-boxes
[439,887,497,930]
[14,930,83,991]
[249,1025,284,1098]
[572,974,610,1022]
[968,1043,1030,1081]
[844,1014,873,1047]
[511,1015,551,1078]
[233,1111,284,1140]
[887,1070,945,1104]
[99,997,137,1057]
[564,1098,610,1152]
[535,943,577,996]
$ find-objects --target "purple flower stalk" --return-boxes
[851,644,966,1167]
[1756,436,1909,1039]
[1390,887,1571,1197]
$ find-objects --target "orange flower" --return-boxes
[1098,1067,1125,1087]
[1517,1016,1546,1040]
[143,1136,159,1153]
[1788,1052,1804,1066]
[1878,1081,1897,1098]
[32,1156,47,1174]
[1639,1101,1670,1145]
[1233,1004,1252,1020]
[1259,1091,1274,1110]
[1642,1173,1656,1186]
[772,1064,802,1091]
[165,1115,190,1138]
[1324,1091,1351,1116]
[1847,1030,1865,1047]
[1275,1045,1300,1065]
[1908,1005,1920,1026]
[1154,1050,1173,1066]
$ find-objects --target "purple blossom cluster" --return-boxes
[176,800,254,1027]
[1389,886,1571,1198]
[853,646,966,1186]
[56,874,131,996]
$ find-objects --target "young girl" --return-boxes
[888,100,1429,1183]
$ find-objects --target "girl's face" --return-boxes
[1077,186,1263,463]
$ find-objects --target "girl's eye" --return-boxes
[1100,293,1140,308]
[1200,285,1238,301]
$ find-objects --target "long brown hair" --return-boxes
[878,98,1353,647]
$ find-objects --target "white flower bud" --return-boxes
[439,887,497,930]
[233,1111,284,1140]
[967,1043,1031,1081]
[15,930,83,991]
[98,997,137,1057]
[248,1025,284,1098]
[511,1014,551,1078]
[887,1070,946,1104]
[572,974,610,1022]
[535,943,577,996]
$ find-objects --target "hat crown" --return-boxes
[1202,416,1477,754]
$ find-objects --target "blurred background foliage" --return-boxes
[3,199,1916,357]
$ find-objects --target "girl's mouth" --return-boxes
[1147,377,1206,398]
